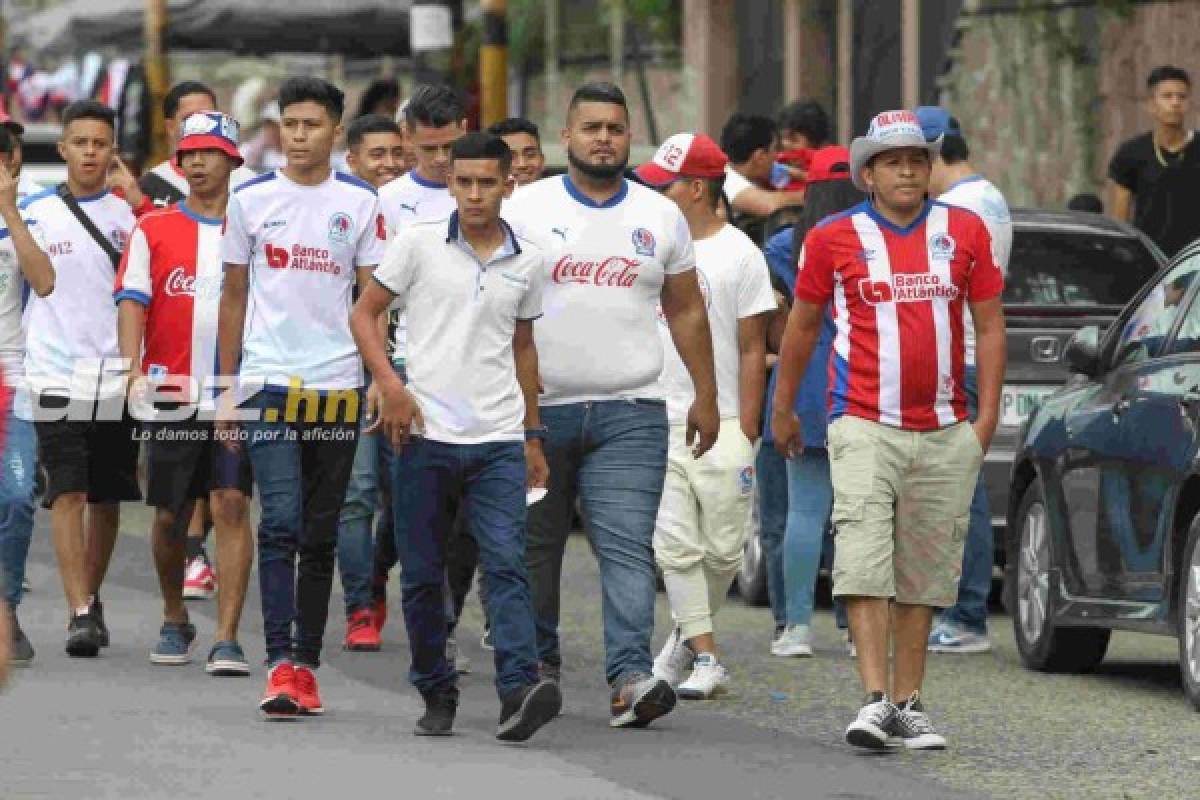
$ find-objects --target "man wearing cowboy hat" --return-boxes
[772,109,1006,751]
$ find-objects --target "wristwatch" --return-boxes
[525,426,549,442]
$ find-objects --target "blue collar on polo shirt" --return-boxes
[445,211,521,264]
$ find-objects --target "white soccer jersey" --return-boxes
[0,214,44,384]
[504,175,696,405]
[378,170,458,359]
[21,188,135,398]
[657,224,776,423]
[221,170,387,392]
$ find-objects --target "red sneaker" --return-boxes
[260,662,299,717]
[183,557,216,600]
[294,665,324,715]
[371,597,387,634]
[343,608,381,652]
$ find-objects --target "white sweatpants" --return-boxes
[653,417,756,640]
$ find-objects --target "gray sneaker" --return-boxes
[206,640,250,676]
[610,671,676,729]
[845,692,898,750]
[150,622,197,665]
[886,691,947,750]
[9,611,34,666]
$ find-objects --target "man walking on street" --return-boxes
[635,133,775,699]
[1108,66,1200,257]
[916,107,1012,656]
[351,132,561,741]
[22,100,139,657]
[335,113,405,653]
[773,110,1005,750]
[218,77,385,716]
[505,82,719,728]
[0,126,55,668]
[115,112,255,675]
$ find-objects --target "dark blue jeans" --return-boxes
[939,366,992,634]
[757,442,789,632]
[336,422,379,615]
[0,403,36,609]
[525,400,668,685]
[242,391,359,667]
[391,437,539,699]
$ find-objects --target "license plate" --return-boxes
[1001,385,1056,428]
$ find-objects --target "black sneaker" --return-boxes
[66,613,102,658]
[496,679,562,742]
[9,610,34,666]
[845,691,898,750]
[89,597,109,648]
[415,686,459,736]
[609,671,676,729]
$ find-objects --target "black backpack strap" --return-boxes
[56,183,122,270]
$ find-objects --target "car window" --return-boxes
[1164,253,1200,356]
[1111,256,1200,367]
[1004,230,1160,307]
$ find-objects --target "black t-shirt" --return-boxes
[1108,131,1200,257]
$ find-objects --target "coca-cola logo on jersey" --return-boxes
[551,255,640,288]
[164,266,221,299]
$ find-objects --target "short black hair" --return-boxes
[354,78,400,119]
[279,76,345,122]
[487,117,541,143]
[164,80,216,120]
[347,113,402,148]
[777,99,830,147]
[404,84,465,130]
[62,100,116,131]
[719,112,778,164]
[1148,65,1191,91]
[450,132,513,174]
[0,126,13,154]
[567,81,628,119]
[939,116,969,164]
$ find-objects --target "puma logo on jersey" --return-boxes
[398,202,420,214]
[551,226,569,241]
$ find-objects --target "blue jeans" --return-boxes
[336,424,379,615]
[391,437,539,699]
[0,406,36,608]
[242,391,359,667]
[757,443,789,631]
[525,400,668,685]
[784,448,833,627]
[939,366,992,634]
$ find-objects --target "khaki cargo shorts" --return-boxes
[826,415,984,607]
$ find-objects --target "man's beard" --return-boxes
[568,147,628,181]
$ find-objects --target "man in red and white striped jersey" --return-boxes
[772,110,1006,752]
[114,111,254,677]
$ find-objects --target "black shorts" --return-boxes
[143,420,253,514]
[34,396,142,509]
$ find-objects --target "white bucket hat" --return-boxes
[849,110,942,192]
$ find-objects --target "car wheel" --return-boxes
[1012,478,1110,672]
[737,529,769,607]
[1177,511,1200,711]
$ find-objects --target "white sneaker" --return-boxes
[845,692,897,750]
[886,691,947,750]
[927,621,992,654]
[676,653,729,700]
[652,627,694,687]
[770,624,813,657]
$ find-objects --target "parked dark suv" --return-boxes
[1007,240,1200,709]
[737,209,1165,605]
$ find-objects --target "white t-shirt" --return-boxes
[22,188,135,399]
[938,175,1012,366]
[16,175,43,204]
[657,224,775,422]
[221,169,386,392]
[722,165,754,205]
[504,175,696,405]
[374,215,545,444]
[378,170,457,359]
[0,214,44,382]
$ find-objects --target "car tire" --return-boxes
[1176,511,1200,711]
[1011,478,1110,673]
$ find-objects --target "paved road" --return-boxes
[3,506,1197,799]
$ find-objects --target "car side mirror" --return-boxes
[1065,326,1101,378]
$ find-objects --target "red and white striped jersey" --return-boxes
[794,200,1003,431]
[114,203,224,401]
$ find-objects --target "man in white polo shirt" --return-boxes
[218,77,385,717]
[636,133,776,700]
[351,132,560,741]
[504,82,719,729]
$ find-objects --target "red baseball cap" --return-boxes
[0,109,25,137]
[636,132,728,187]
[806,145,851,183]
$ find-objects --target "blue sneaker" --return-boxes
[206,640,251,677]
[150,621,196,665]
[927,621,991,654]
